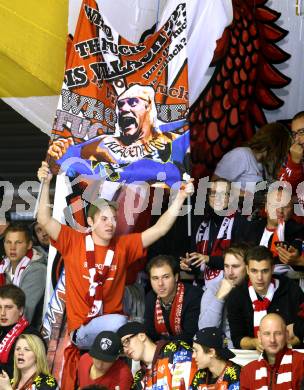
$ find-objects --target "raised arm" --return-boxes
[37,161,62,241]
[141,181,194,248]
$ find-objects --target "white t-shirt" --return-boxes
[214,147,264,190]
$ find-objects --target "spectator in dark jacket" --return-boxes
[145,255,202,344]
[227,246,304,350]
[180,179,251,287]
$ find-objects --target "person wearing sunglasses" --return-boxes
[47,84,190,186]
[279,111,304,194]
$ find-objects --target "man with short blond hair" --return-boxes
[199,244,248,347]
[37,161,194,349]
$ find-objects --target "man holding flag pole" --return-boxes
[37,159,193,387]
[37,1,195,387]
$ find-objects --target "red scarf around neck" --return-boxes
[154,282,185,336]
[0,316,29,363]
[254,347,293,389]
[248,278,279,337]
[84,234,115,323]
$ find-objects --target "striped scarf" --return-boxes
[0,249,33,286]
[0,316,29,363]
[248,278,279,337]
[254,348,293,389]
[84,234,114,322]
[154,282,185,336]
[196,215,235,283]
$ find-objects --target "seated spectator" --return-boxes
[32,222,50,256]
[0,285,43,378]
[190,327,241,389]
[279,111,304,193]
[0,334,57,389]
[240,313,304,389]
[144,255,202,344]
[199,244,247,347]
[78,330,132,390]
[1,223,47,327]
[226,246,304,350]
[248,187,304,275]
[117,321,196,388]
[213,122,291,193]
[180,179,250,287]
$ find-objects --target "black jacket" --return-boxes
[191,211,251,270]
[226,275,304,348]
[144,282,202,344]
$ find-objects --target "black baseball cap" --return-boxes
[117,321,146,339]
[87,198,118,219]
[193,327,235,361]
[89,331,121,362]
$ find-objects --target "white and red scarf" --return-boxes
[196,215,235,282]
[248,278,279,337]
[259,220,285,257]
[0,249,33,286]
[0,316,29,363]
[84,234,114,323]
[154,282,185,336]
[254,348,293,389]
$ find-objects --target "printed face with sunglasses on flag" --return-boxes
[48,84,190,186]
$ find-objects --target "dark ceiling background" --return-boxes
[0,99,51,218]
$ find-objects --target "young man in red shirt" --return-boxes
[37,161,194,349]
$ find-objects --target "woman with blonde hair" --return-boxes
[0,334,58,390]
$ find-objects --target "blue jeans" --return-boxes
[74,314,127,349]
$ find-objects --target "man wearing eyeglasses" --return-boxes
[279,111,304,194]
[117,321,196,389]
[47,84,189,186]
